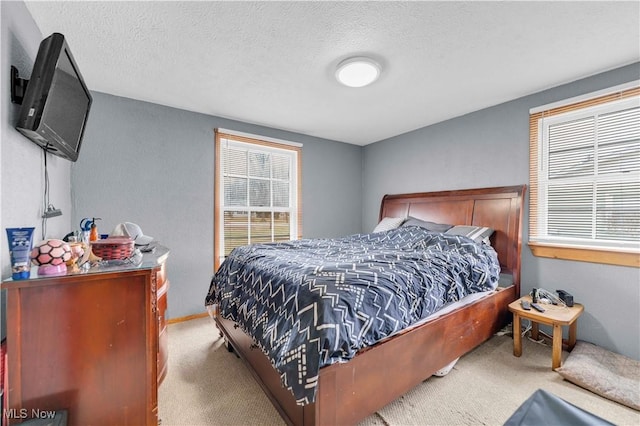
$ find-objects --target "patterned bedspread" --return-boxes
[205,226,500,404]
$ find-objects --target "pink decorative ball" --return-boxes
[31,239,72,266]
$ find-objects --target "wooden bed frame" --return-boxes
[214,185,526,425]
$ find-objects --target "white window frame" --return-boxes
[214,130,302,270]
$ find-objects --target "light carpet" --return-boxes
[158,317,639,425]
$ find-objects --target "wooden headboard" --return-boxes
[380,185,526,293]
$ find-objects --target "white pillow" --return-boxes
[373,217,405,233]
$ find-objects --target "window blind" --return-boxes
[214,130,301,270]
[529,85,640,266]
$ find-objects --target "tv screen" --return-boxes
[15,33,92,162]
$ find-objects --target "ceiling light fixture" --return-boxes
[335,57,381,88]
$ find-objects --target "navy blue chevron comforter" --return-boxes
[205,226,500,405]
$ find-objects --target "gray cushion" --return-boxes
[401,217,453,233]
[556,341,640,411]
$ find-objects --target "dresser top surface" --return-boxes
[2,244,169,288]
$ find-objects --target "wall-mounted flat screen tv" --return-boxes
[15,32,92,162]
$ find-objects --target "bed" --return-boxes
[206,185,525,425]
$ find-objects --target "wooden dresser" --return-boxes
[1,246,169,426]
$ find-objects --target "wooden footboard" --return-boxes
[216,285,515,426]
[314,286,515,425]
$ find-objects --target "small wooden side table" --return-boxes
[508,295,584,370]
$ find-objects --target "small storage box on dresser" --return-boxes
[90,236,135,260]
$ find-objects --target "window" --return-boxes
[529,83,640,267]
[214,129,302,270]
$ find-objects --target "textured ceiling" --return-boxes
[24,1,640,146]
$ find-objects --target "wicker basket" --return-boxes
[91,237,134,260]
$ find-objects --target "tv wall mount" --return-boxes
[11,65,29,105]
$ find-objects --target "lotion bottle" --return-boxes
[89,217,101,241]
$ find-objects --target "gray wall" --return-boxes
[1,1,74,340]
[1,1,73,276]
[363,62,640,359]
[72,92,362,319]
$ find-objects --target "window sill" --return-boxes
[528,242,640,268]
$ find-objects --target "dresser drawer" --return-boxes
[157,280,169,332]
[157,278,169,385]
[156,262,167,287]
